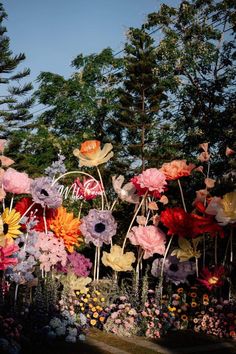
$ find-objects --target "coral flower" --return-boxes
[159,160,195,180]
[102,245,136,272]
[131,168,167,198]
[73,140,114,167]
[128,225,166,259]
[50,206,83,253]
[0,241,19,270]
[198,266,225,290]
[0,208,21,246]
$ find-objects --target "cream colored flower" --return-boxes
[59,272,92,293]
[102,245,135,272]
[206,192,236,225]
[171,237,202,262]
[112,175,139,204]
[73,140,114,167]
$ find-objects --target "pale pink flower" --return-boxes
[198,151,211,162]
[204,178,215,189]
[225,147,235,156]
[2,168,32,194]
[0,156,14,167]
[128,225,166,259]
[131,168,167,198]
[0,139,7,153]
[193,189,208,204]
[199,142,209,152]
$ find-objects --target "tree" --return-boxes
[0,3,33,140]
[144,0,236,177]
[114,27,181,173]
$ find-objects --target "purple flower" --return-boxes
[30,177,62,209]
[151,255,195,285]
[80,209,117,247]
[58,252,92,277]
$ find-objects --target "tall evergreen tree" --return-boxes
[0,3,33,140]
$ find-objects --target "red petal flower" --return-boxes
[198,265,225,290]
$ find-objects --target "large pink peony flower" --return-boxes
[2,168,32,194]
[128,225,166,259]
[131,168,167,198]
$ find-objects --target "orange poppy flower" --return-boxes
[50,206,83,252]
[159,160,195,180]
[73,140,114,167]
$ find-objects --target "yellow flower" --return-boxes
[221,191,236,222]
[99,317,105,322]
[93,312,99,319]
[93,297,98,302]
[91,307,96,312]
[102,244,136,272]
[50,206,83,253]
[0,208,21,246]
[86,294,91,298]
[90,319,97,326]
[59,272,92,293]
[100,297,105,302]
[73,140,114,167]
[171,237,202,262]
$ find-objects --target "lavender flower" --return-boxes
[151,255,195,285]
[30,177,62,209]
[45,154,67,179]
[80,209,117,247]
[67,252,92,277]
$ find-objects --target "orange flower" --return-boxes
[73,140,114,167]
[160,160,195,180]
[50,206,83,252]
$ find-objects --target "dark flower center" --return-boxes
[41,189,49,196]
[94,222,106,233]
[169,264,179,272]
[3,223,9,235]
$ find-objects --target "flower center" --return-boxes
[94,222,106,233]
[3,223,9,235]
[169,264,179,272]
[208,276,219,285]
[41,189,49,196]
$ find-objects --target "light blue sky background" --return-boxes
[3,0,179,85]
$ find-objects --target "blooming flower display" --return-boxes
[0,242,19,270]
[50,206,83,252]
[73,140,114,167]
[102,245,135,272]
[198,266,225,290]
[30,177,62,209]
[159,160,195,180]
[80,209,117,247]
[131,168,167,198]
[0,208,21,246]
[128,225,166,259]
[151,255,196,285]
[2,168,31,194]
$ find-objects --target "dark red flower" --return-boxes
[15,197,55,231]
[191,213,224,238]
[198,265,225,290]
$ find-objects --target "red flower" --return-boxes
[160,207,194,237]
[15,197,55,231]
[198,266,225,290]
[191,213,224,238]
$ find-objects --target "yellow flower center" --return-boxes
[208,276,218,285]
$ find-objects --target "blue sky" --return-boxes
[3,0,179,85]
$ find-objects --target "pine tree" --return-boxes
[0,3,33,140]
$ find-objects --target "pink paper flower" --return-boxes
[128,225,166,259]
[0,156,15,167]
[0,139,7,153]
[2,168,32,194]
[0,242,19,270]
[131,168,167,198]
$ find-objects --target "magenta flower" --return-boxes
[131,168,167,198]
[74,177,103,201]
[2,168,32,194]
[128,225,166,259]
[0,242,19,270]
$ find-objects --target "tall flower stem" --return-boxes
[195,257,199,277]
[159,235,174,304]
[110,198,118,211]
[177,179,187,212]
[214,235,218,265]
[93,247,98,282]
[203,235,206,268]
[19,202,36,222]
[122,192,148,252]
[230,226,233,263]
[96,167,108,210]
[43,207,48,235]
[223,236,230,266]
[9,195,14,211]
[78,201,84,219]
[96,246,101,281]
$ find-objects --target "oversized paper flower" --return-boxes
[160,207,193,237]
[0,139,7,153]
[80,209,117,247]
[59,272,92,293]
[15,197,55,231]
[0,241,19,270]
[0,208,21,246]
[2,168,31,194]
[128,225,166,259]
[112,175,139,204]
[73,177,103,200]
[131,168,167,198]
[30,177,62,209]
[198,265,225,290]
[215,191,236,225]
[102,245,136,272]
[0,156,15,167]
[171,237,202,262]
[50,206,83,253]
[151,255,196,285]
[197,142,211,162]
[73,140,114,167]
[159,160,195,180]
